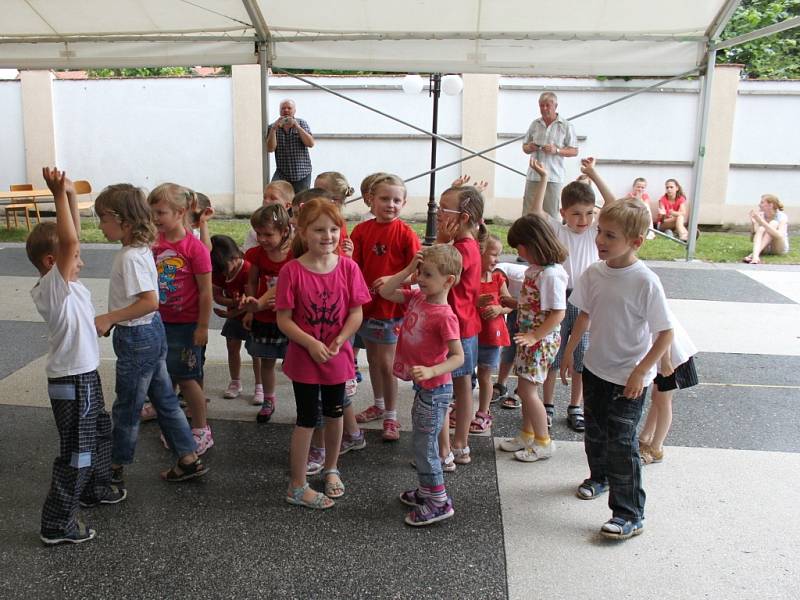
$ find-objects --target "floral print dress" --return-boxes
[514,265,562,384]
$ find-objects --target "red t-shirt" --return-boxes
[244,246,293,323]
[448,237,482,339]
[393,289,461,390]
[659,194,686,220]
[478,271,511,347]
[350,218,421,320]
[212,259,251,321]
[153,231,212,324]
[337,221,349,256]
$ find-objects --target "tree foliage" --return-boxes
[717,0,800,78]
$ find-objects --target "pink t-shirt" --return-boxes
[275,256,371,385]
[153,231,212,323]
[393,289,461,390]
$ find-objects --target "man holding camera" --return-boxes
[266,98,315,192]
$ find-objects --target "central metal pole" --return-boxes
[425,73,441,245]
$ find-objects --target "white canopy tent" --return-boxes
[4,0,797,257]
[2,0,735,75]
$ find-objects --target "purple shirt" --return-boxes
[275,256,370,385]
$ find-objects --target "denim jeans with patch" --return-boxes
[412,383,453,488]
[111,313,197,464]
[582,368,647,522]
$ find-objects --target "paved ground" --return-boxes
[0,244,798,599]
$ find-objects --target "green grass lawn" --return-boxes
[1,218,797,265]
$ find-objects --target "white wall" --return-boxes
[8,73,799,223]
[52,78,234,194]
[728,80,800,207]
[0,81,27,191]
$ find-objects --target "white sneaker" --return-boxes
[223,380,242,399]
[514,440,555,462]
[251,387,265,406]
[499,435,527,452]
[345,378,358,398]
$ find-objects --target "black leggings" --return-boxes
[292,382,345,428]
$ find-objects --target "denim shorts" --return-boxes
[164,322,205,382]
[245,320,288,360]
[500,310,518,364]
[358,317,402,345]
[452,335,478,379]
[478,345,502,372]
[220,317,248,342]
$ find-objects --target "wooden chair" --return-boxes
[5,184,40,231]
[73,180,95,222]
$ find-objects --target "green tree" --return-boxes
[86,67,192,78]
[717,0,800,78]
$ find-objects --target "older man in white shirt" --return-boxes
[522,92,578,218]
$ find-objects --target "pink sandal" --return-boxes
[469,411,493,434]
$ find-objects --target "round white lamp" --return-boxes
[401,74,424,95]
[441,74,463,96]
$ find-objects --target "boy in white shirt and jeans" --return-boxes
[560,198,674,540]
[28,168,124,546]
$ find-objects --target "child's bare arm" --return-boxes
[64,176,81,238]
[410,338,465,384]
[194,272,212,346]
[379,252,423,304]
[528,159,549,216]
[580,158,615,207]
[514,308,565,347]
[42,168,79,279]
[624,328,673,399]
[327,306,364,355]
[95,291,159,336]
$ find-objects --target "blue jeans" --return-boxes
[582,368,647,522]
[111,314,197,464]
[412,383,453,488]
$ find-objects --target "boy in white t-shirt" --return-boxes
[528,157,616,431]
[28,168,124,546]
[560,198,674,541]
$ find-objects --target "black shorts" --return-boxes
[653,356,698,392]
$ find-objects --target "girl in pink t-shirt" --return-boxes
[657,179,689,241]
[435,184,487,466]
[276,197,370,510]
[149,183,214,455]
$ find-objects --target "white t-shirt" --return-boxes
[524,264,568,311]
[775,211,790,253]
[494,262,528,297]
[108,245,158,326]
[658,312,697,373]
[546,215,599,288]
[570,260,674,387]
[31,267,100,379]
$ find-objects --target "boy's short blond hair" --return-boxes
[26,222,58,271]
[265,180,295,204]
[599,198,651,239]
[421,244,462,285]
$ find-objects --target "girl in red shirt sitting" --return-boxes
[657,179,689,242]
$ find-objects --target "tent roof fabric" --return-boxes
[1,0,735,75]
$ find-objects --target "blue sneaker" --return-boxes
[600,517,644,540]
[404,498,455,526]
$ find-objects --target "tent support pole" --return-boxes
[686,49,716,261]
[259,43,271,189]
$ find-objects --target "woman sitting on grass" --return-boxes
[744,194,789,264]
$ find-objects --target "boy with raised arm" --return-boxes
[28,168,124,545]
[527,157,615,432]
[560,198,674,540]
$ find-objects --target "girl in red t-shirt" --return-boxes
[210,235,263,406]
[656,179,689,241]
[241,204,293,423]
[436,184,487,466]
[473,235,512,434]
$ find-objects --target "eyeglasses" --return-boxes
[437,206,462,215]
